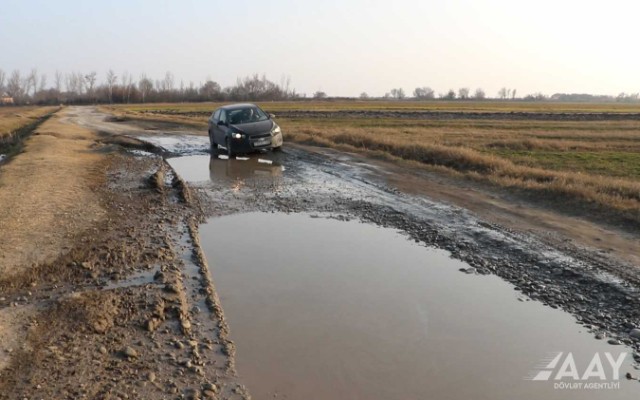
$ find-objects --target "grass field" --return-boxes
[103,101,640,225]
[107,100,640,114]
[0,106,59,140]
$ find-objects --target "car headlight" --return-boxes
[233,133,243,139]
[271,125,281,135]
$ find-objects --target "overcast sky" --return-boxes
[1,0,639,97]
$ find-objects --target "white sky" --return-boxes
[1,0,639,97]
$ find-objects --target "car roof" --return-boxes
[218,103,258,111]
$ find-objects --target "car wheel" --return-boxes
[209,131,216,153]
[272,145,282,152]
[226,137,234,157]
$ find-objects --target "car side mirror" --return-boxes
[269,113,276,119]
[217,120,226,126]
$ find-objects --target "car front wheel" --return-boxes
[226,137,234,157]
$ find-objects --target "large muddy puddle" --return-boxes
[199,212,637,399]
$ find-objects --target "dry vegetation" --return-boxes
[106,101,640,225]
[0,106,59,140]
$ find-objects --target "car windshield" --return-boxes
[228,107,268,125]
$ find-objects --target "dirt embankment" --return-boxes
[0,109,106,277]
[0,107,246,399]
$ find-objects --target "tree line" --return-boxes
[1,68,638,105]
[379,87,640,103]
[0,69,301,105]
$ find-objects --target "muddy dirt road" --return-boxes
[1,106,640,399]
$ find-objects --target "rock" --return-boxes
[595,332,606,340]
[629,328,640,340]
[147,372,156,382]
[123,346,138,358]
[93,318,111,334]
[203,382,218,393]
[164,284,179,294]
[626,372,636,380]
[191,366,204,376]
[98,346,108,355]
[146,318,160,332]
[607,338,622,345]
[203,389,216,398]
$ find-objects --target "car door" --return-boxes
[213,110,228,145]
[209,109,221,143]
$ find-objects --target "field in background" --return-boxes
[107,101,640,114]
[0,106,59,140]
[103,101,640,225]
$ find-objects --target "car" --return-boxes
[207,103,283,156]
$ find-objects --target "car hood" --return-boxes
[231,120,274,136]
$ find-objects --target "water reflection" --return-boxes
[209,152,285,189]
[167,151,286,187]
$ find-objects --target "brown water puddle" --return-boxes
[167,154,285,184]
[199,213,637,399]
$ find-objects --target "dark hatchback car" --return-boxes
[208,103,283,156]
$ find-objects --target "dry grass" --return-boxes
[104,100,640,114]
[108,101,640,224]
[0,106,59,139]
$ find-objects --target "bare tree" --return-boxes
[139,76,151,102]
[54,71,63,93]
[121,72,134,103]
[359,92,369,100]
[498,87,509,100]
[27,69,38,98]
[413,87,435,100]
[85,72,97,99]
[38,74,47,92]
[106,70,117,103]
[200,80,221,100]
[313,91,327,99]
[0,69,6,95]
[440,89,456,100]
[6,70,24,101]
[139,74,153,103]
[458,87,470,100]
[163,71,174,92]
[390,88,405,100]
[511,89,517,100]
[474,88,486,100]
[65,72,85,98]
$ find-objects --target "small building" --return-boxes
[1,95,14,105]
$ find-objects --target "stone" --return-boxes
[203,389,216,398]
[202,382,217,393]
[146,318,160,332]
[123,346,138,358]
[629,328,640,340]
